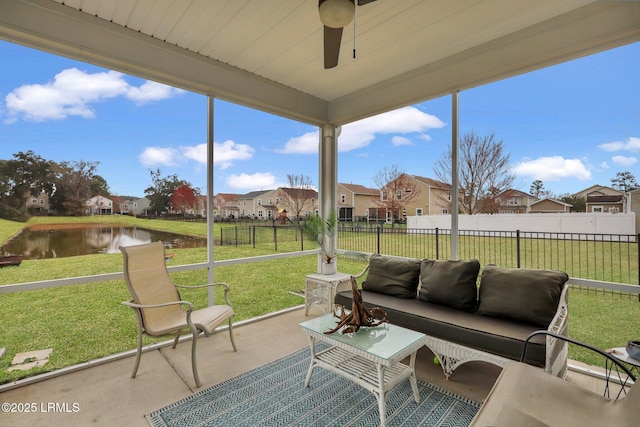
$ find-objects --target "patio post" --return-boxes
[207,95,215,306]
[451,90,460,260]
[319,124,339,272]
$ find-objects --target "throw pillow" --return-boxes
[477,266,568,327]
[418,259,480,311]
[362,254,421,298]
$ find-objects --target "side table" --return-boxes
[304,272,352,315]
[605,347,640,399]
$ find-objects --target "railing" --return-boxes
[215,224,639,285]
[337,226,639,286]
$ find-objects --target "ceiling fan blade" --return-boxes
[324,25,343,69]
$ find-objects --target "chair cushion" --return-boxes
[418,259,480,312]
[361,254,421,298]
[477,266,568,327]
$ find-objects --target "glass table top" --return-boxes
[300,313,426,361]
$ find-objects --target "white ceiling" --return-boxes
[1,0,639,126]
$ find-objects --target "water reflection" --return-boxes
[1,225,206,260]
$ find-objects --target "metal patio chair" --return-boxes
[120,241,237,388]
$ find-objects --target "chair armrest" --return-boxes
[122,299,195,312]
[544,284,569,377]
[522,330,637,382]
[174,282,233,307]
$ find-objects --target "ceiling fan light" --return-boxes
[319,0,355,28]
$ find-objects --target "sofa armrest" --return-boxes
[544,284,569,377]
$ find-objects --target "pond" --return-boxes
[1,224,207,260]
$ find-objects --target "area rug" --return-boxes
[147,345,480,427]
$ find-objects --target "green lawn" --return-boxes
[1,216,639,384]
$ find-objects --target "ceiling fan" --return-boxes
[319,0,378,69]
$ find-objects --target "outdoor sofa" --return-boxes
[334,254,569,379]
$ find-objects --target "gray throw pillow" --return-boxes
[477,266,568,327]
[418,259,480,312]
[362,254,421,299]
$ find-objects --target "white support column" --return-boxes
[319,124,339,272]
[207,96,215,306]
[451,91,459,260]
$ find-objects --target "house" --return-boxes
[574,185,625,213]
[528,198,572,213]
[337,183,378,222]
[213,193,240,218]
[236,190,274,219]
[85,195,113,215]
[25,191,50,213]
[494,189,538,214]
[269,187,318,221]
[373,174,452,223]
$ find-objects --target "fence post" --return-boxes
[252,225,256,249]
[220,226,223,246]
[273,224,278,252]
[376,226,381,254]
[235,226,238,247]
[516,229,521,268]
[435,228,439,260]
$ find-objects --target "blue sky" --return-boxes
[0,40,638,198]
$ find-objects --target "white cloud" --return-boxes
[599,161,609,169]
[599,136,640,152]
[139,147,179,167]
[3,67,183,123]
[139,140,254,170]
[277,106,445,154]
[391,136,412,146]
[225,172,282,191]
[512,156,591,181]
[612,155,638,167]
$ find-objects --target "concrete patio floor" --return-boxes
[0,307,618,427]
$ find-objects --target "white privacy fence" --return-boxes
[408,213,637,241]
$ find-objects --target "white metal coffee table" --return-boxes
[299,313,427,427]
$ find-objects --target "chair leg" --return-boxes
[191,329,201,388]
[131,326,143,379]
[172,333,180,349]
[228,318,238,352]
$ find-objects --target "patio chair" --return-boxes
[120,241,237,388]
[469,331,637,427]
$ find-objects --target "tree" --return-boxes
[90,175,110,197]
[558,193,586,212]
[2,150,55,210]
[611,171,638,192]
[282,174,316,222]
[144,169,191,214]
[434,131,514,214]
[49,160,99,215]
[373,165,418,226]
[170,185,197,214]
[530,180,544,198]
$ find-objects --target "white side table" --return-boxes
[304,272,352,315]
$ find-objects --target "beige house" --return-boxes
[85,195,113,215]
[212,193,240,218]
[574,185,625,214]
[528,198,572,213]
[373,174,452,223]
[494,189,538,214]
[25,191,50,213]
[337,183,378,222]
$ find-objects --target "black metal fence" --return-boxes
[219,224,639,285]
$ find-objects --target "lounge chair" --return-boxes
[470,331,637,427]
[120,241,237,388]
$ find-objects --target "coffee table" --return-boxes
[299,313,427,427]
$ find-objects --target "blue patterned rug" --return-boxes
[147,345,480,427]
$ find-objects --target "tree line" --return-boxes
[0,150,199,221]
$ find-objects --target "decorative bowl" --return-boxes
[626,340,640,360]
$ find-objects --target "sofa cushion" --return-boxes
[335,289,547,365]
[477,266,568,327]
[418,259,480,312]
[362,254,421,298]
